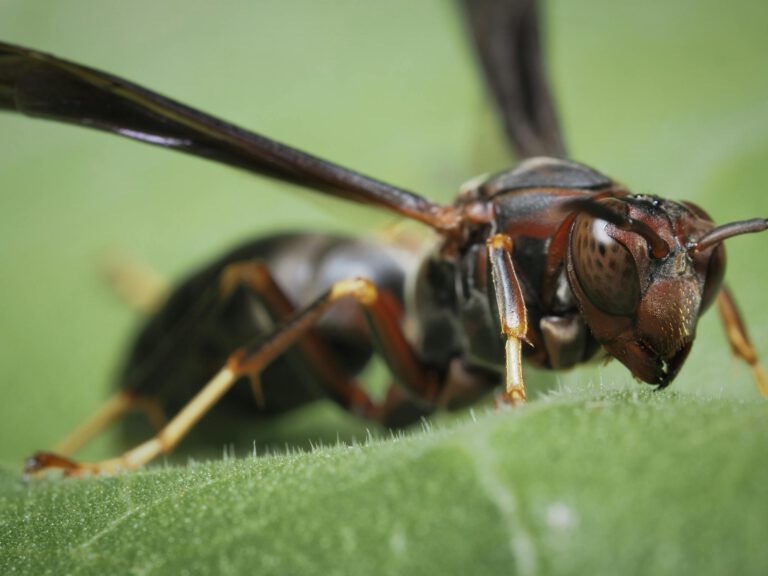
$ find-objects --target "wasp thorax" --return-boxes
[570,213,640,316]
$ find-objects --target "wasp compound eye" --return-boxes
[570,213,640,316]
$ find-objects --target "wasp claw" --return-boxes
[24,451,81,477]
[495,390,527,409]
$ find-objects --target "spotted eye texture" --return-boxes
[570,214,640,315]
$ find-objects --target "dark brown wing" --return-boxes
[461,0,566,159]
[0,41,456,231]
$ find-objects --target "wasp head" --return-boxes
[565,195,765,386]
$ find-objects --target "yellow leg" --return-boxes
[24,278,389,477]
[487,234,529,407]
[717,286,768,397]
[102,249,170,314]
[53,392,166,457]
[501,337,527,406]
[53,392,134,456]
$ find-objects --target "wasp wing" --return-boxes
[0,41,453,230]
[461,0,566,159]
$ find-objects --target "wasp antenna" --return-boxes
[563,198,670,258]
[689,218,768,253]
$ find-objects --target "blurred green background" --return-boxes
[0,0,767,466]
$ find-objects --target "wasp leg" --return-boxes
[223,261,445,423]
[716,285,768,397]
[102,249,170,314]
[487,234,529,406]
[52,392,133,457]
[51,392,166,458]
[42,252,169,459]
[218,261,376,413]
[25,277,439,476]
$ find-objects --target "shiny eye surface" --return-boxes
[570,213,640,315]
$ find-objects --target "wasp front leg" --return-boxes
[716,285,768,397]
[487,234,529,406]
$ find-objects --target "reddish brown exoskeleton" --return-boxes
[1,0,765,477]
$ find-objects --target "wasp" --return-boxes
[2,0,766,477]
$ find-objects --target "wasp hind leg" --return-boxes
[25,275,442,477]
[32,251,171,463]
[217,261,376,413]
[49,392,166,458]
[218,264,448,426]
[25,392,167,476]
[102,249,170,314]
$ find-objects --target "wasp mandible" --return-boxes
[1,0,765,477]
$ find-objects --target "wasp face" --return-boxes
[566,196,726,386]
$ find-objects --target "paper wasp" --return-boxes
[1,0,766,476]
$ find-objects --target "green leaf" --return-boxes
[2,390,767,575]
[2,1,768,575]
